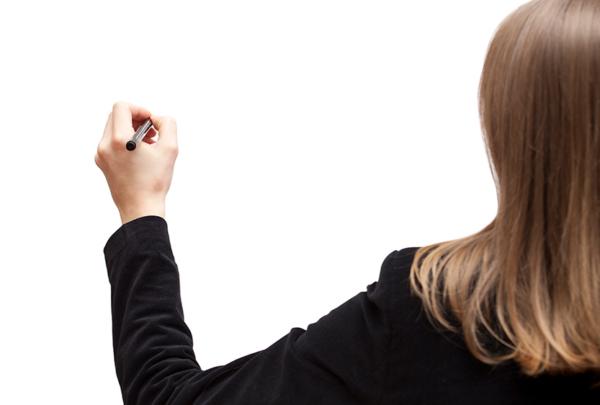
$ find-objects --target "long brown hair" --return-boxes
[409,0,600,377]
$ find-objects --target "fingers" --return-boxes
[142,127,157,144]
[150,114,178,153]
[111,101,152,141]
[133,118,149,131]
[100,111,113,145]
[97,102,175,162]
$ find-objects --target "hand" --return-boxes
[95,101,179,224]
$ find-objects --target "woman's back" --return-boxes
[383,248,600,404]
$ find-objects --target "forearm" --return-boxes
[104,216,200,404]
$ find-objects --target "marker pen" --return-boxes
[126,118,153,151]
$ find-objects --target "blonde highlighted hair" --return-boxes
[409,0,600,378]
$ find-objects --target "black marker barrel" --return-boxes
[126,119,153,151]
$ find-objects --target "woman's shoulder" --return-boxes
[382,247,421,262]
[375,246,474,354]
[374,246,443,330]
[376,247,421,297]
[376,247,600,402]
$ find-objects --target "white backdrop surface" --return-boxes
[0,1,524,403]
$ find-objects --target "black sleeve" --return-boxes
[103,215,398,405]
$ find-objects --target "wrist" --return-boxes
[118,200,166,225]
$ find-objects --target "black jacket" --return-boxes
[103,215,600,404]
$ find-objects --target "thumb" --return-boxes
[151,114,178,150]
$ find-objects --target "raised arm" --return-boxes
[104,215,203,403]
[96,101,396,404]
[103,214,397,404]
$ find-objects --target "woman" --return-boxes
[95,0,600,403]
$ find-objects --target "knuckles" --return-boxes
[112,100,129,111]
[96,144,107,158]
[167,141,178,152]
[165,142,179,158]
[109,136,123,150]
[162,115,178,130]
[94,151,104,168]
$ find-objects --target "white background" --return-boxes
[0,1,524,403]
